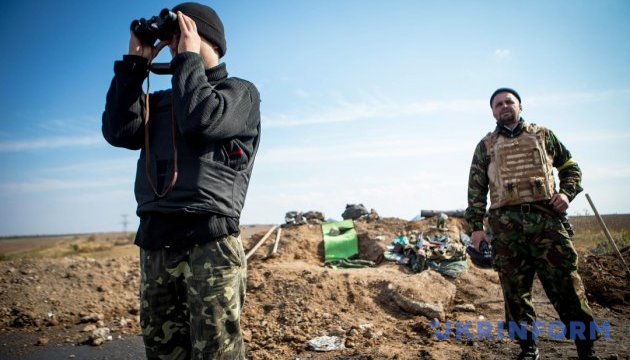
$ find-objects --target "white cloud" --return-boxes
[257,136,471,164]
[37,115,99,133]
[242,169,470,225]
[295,89,311,98]
[562,130,630,143]
[494,49,511,59]
[37,157,137,175]
[527,88,630,106]
[264,98,487,128]
[581,164,630,181]
[0,135,104,153]
[264,88,630,129]
[0,178,131,194]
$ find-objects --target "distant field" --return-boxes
[0,225,274,261]
[0,232,136,260]
[0,235,74,254]
[570,214,630,253]
[0,216,627,261]
[571,214,630,232]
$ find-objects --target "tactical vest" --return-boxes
[134,89,260,218]
[483,123,555,209]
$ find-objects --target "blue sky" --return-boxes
[1,1,629,236]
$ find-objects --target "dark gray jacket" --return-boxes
[102,52,260,220]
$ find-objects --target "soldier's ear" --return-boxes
[519,103,523,111]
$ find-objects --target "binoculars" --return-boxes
[130,9,179,46]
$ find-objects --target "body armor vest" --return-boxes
[483,123,556,209]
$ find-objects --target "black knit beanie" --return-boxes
[490,88,521,107]
[172,2,226,57]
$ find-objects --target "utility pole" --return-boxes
[121,214,129,235]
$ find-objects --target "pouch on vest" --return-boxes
[223,140,249,171]
[529,177,549,198]
[505,180,519,202]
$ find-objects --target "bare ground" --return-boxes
[0,218,628,359]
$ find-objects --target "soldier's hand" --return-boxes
[549,193,570,213]
[177,12,201,54]
[128,31,153,60]
[471,230,490,252]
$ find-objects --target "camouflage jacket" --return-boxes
[464,119,583,231]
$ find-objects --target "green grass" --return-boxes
[570,214,630,254]
[578,229,630,256]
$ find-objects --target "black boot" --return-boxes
[516,343,540,360]
[576,340,600,360]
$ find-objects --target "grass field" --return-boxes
[570,214,630,254]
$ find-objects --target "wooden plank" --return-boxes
[271,227,282,255]
[245,225,278,260]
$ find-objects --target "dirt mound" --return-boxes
[1,217,628,359]
[579,246,630,306]
[248,223,324,265]
[240,217,494,359]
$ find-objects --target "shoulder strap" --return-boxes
[482,130,497,153]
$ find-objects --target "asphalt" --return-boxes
[0,333,145,360]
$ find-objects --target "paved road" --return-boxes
[0,333,145,360]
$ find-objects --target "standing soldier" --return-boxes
[464,88,599,360]
[103,2,259,359]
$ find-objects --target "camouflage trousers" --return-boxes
[488,207,595,344]
[139,234,247,360]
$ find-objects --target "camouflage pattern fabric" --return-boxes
[139,234,247,360]
[426,242,467,262]
[464,120,583,232]
[408,251,427,273]
[488,208,595,341]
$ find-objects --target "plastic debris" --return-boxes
[307,335,346,352]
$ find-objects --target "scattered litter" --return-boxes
[454,304,476,312]
[89,327,111,346]
[328,227,340,236]
[382,219,468,277]
[307,335,345,352]
[284,211,325,226]
[342,204,369,220]
[341,204,379,221]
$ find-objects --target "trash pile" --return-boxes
[341,204,380,221]
[321,219,375,269]
[283,210,325,226]
[382,213,469,278]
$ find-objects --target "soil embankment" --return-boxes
[1,219,628,359]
